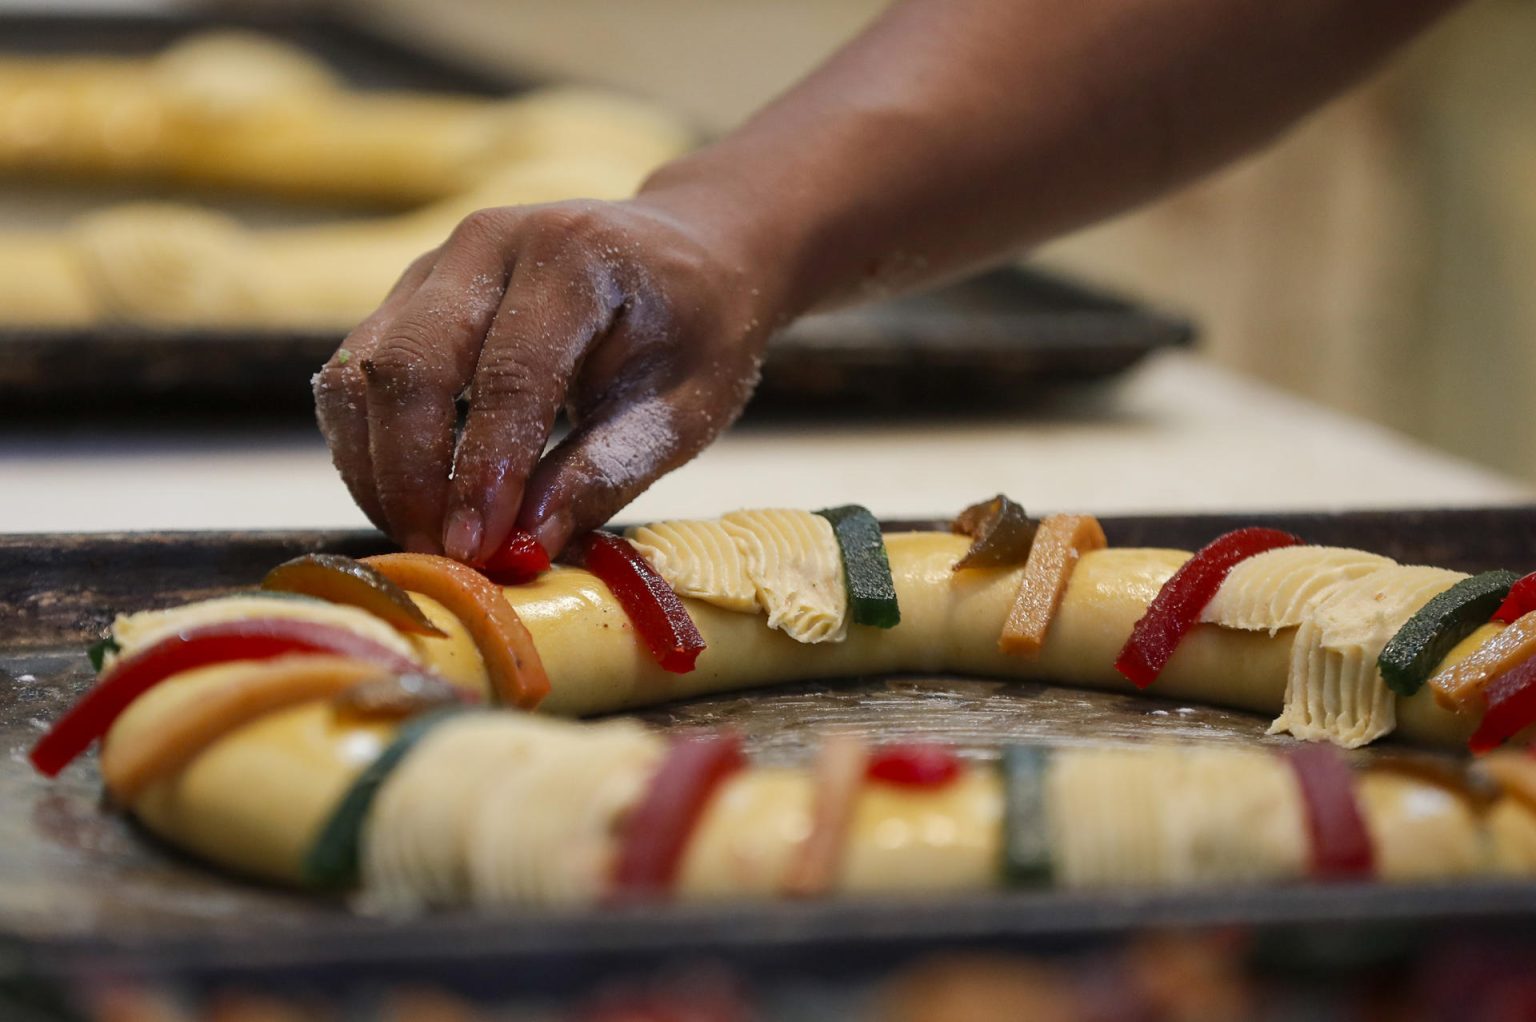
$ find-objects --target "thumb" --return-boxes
[517,394,707,557]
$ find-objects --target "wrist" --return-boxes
[633,150,824,330]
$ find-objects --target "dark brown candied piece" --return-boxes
[262,553,446,637]
[331,673,473,722]
[951,494,1038,570]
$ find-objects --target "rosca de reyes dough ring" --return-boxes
[29,503,1536,909]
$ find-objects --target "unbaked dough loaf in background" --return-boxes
[0,33,695,328]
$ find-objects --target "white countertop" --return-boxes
[0,352,1527,535]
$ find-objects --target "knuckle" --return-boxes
[405,249,438,276]
[523,203,604,251]
[363,330,459,401]
[448,207,513,249]
[471,353,546,409]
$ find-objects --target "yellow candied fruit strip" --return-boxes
[1429,609,1536,711]
[101,653,389,802]
[998,514,1106,656]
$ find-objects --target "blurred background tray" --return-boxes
[0,7,1193,415]
[0,267,1194,414]
[4,506,1536,996]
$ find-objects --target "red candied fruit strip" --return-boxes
[479,528,551,585]
[1285,743,1375,880]
[866,743,962,788]
[1114,527,1302,689]
[577,531,707,674]
[30,619,419,777]
[611,731,746,899]
[1470,656,1536,754]
[1492,571,1536,625]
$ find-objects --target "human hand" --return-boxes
[312,196,778,563]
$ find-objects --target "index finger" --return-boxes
[313,249,438,532]
[444,220,623,563]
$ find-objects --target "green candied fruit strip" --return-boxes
[1001,745,1052,886]
[815,504,901,629]
[86,636,120,673]
[1378,569,1521,697]
[302,706,468,889]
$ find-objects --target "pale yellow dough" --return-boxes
[104,531,1491,886]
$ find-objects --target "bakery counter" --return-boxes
[0,352,1527,534]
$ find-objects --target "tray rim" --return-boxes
[8,503,1536,984]
[14,878,1536,985]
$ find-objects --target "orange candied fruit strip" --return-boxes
[998,514,1107,656]
[782,733,868,898]
[364,553,551,710]
[1428,611,1536,711]
[101,654,389,802]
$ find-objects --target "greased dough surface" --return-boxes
[116,663,393,884]
[1357,771,1484,881]
[837,771,1003,895]
[678,769,813,899]
[107,532,1490,888]
[402,534,1472,747]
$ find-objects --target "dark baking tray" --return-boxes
[0,9,1192,414]
[5,506,1536,993]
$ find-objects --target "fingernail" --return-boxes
[443,509,484,563]
[531,509,572,558]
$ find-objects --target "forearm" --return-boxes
[639,0,1463,318]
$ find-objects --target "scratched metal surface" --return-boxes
[4,507,1536,984]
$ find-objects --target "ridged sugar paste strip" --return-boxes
[1047,747,1168,888]
[1314,566,1469,653]
[1157,747,1307,885]
[466,721,663,909]
[1201,546,1396,634]
[361,714,590,911]
[625,519,758,614]
[1269,565,1466,748]
[721,509,849,644]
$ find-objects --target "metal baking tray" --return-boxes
[4,507,1536,994]
[0,8,1192,414]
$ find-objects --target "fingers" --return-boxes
[443,215,623,562]
[313,249,437,533]
[361,212,520,552]
[517,388,714,557]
